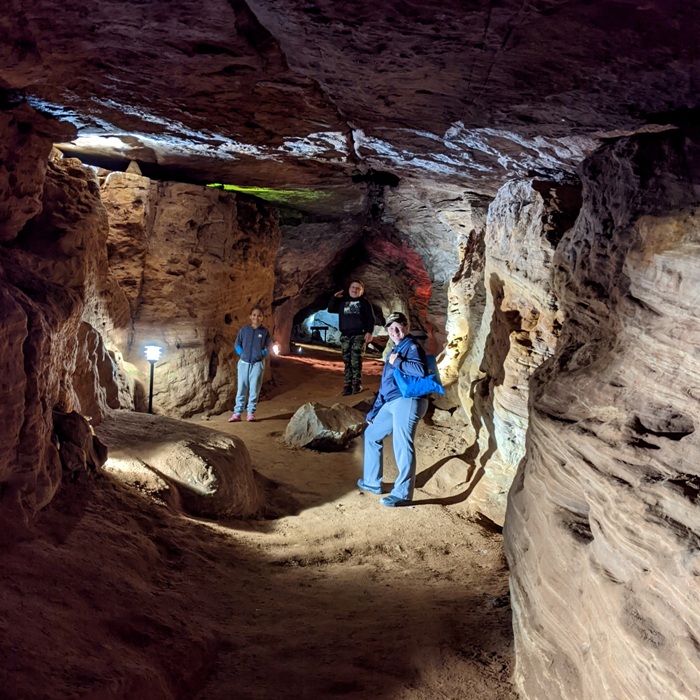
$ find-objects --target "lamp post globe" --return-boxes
[144,345,162,414]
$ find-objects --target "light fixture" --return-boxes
[297,346,302,354]
[272,343,280,355]
[144,345,162,414]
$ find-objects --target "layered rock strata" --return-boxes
[458,179,581,524]
[506,128,700,699]
[0,115,129,523]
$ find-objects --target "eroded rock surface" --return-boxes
[459,179,580,524]
[506,128,700,700]
[0,3,699,698]
[0,113,130,523]
[98,411,264,519]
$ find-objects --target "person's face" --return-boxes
[250,309,264,328]
[387,322,407,345]
[348,282,363,298]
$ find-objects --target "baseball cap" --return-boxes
[384,312,408,328]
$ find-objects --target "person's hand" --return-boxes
[388,352,399,365]
[334,290,344,298]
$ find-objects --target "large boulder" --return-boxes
[284,402,366,451]
[96,411,264,519]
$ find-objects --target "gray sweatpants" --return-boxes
[234,359,265,415]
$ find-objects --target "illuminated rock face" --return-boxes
[458,179,581,525]
[506,129,700,700]
[0,2,699,694]
[100,173,281,418]
[0,115,128,523]
[97,412,264,519]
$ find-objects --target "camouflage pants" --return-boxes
[340,334,365,384]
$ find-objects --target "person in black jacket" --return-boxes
[327,280,375,395]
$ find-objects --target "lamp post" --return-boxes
[144,345,162,414]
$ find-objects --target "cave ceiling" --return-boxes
[2,0,697,217]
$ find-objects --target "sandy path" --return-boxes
[0,348,516,700]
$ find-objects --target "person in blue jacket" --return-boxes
[229,306,273,423]
[357,311,429,507]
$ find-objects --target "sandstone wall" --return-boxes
[506,129,700,698]
[383,182,482,354]
[453,179,580,525]
[101,174,281,417]
[0,104,130,524]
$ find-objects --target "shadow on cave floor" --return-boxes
[2,349,517,699]
[2,468,515,700]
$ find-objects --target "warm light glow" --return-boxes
[144,345,162,362]
[272,343,280,355]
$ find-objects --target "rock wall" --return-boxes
[101,173,281,417]
[506,129,700,699]
[382,183,469,349]
[0,103,283,526]
[459,179,581,524]
[0,102,73,242]
[0,104,128,525]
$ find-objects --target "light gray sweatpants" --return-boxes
[234,359,265,415]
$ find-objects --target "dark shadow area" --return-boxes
[2,338,516,699]
[1,460,515,700]
[413,461,485,508]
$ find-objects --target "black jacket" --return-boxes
[327,294,375,336]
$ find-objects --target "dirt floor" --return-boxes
[0,348,518,700]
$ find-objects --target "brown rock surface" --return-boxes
[0,2,699,698]
[3,1,696,201]
[0,124,130,523]
[506,128,700,699]
[460,179,580,524]
[97,411,264,519]
[0,103,75,242]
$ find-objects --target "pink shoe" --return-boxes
[246,413,256,422]
[228,413,241,423]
